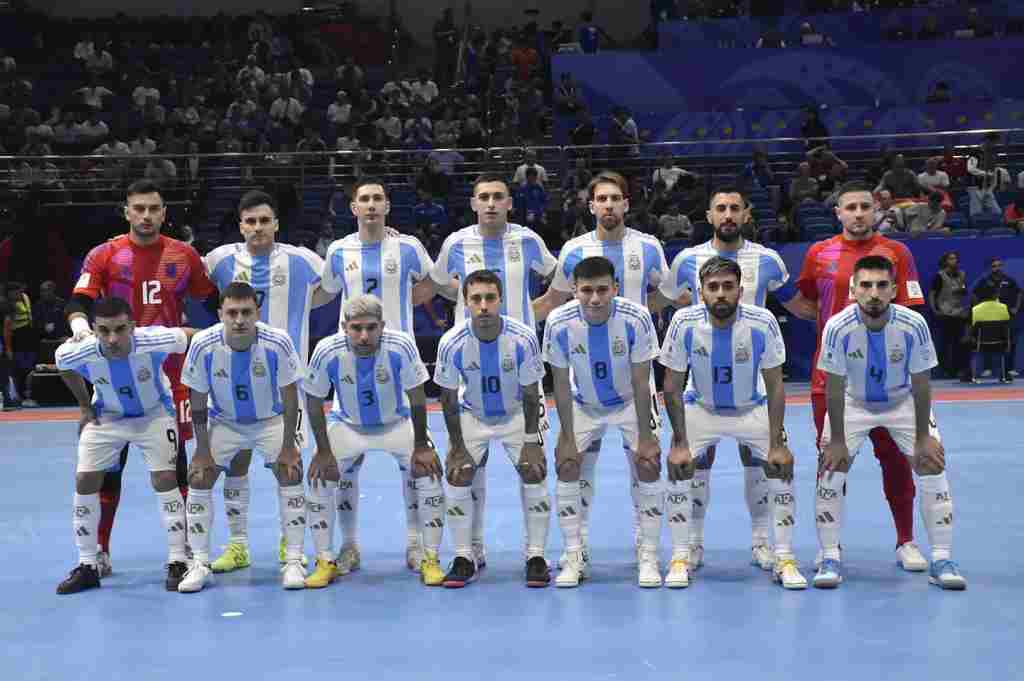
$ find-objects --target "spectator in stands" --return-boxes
[130,128,157,156]
[237,54,267,89]
[658,201,693,242]
[918,157,950,195]
[929,251,971,381]
[403,108,434,149]
[416,156,452,199]
[652,156,692,192]
[513,149,548,187]
[874,189,900,233]
[560,194,592,241]
[517,79,546,144]
[926,81,952,104]
[569,108,596,148]
[807,144,847,184]
[933,142,967,187]
[578,11,603,53]
[876,154,921,200]
[427,146,464,176]
[144,156,178,189]
[73,35,96,64]
[94,133,130,156]
[0,48,15,74]
[433,8,460,84]
[269,87,305,128]
[514,167,548,230]
[800,106,829,147]
[85,43,114,76]
[33,280,68,343]
[973,257,1022,378]
[414,188,450,234]
[903,192,948,235]
[335,56,365,95]
[756,26,787,48]
[739,148,775,190]
[296,126,328,154]
[790,161,820,204]
[562,158,592,208]
[374,106,403,146]
[609,107,640,155]
[555,73,585,115]
[457,116,485,149]
[1004,193,1024,234]
[410,69,438,106]
[327,90,351,127]
[52,110,80,149]
[132,77,160,109]
[5,282,37,408]
[967,137,1006,218]
[799,21,835,47]
[76,76,114,111]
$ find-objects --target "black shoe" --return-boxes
[165,561,188,591]
[57,564,101,594]
[525,556,550,588]
[2,399,21,411]
[442,556,477,588]
[1000,377,1013,384]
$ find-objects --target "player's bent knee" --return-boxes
[75,471,105,495]
[150,470,178,493]
[517,467,545,485]
[914,458,944,477]
[556,457,580,482]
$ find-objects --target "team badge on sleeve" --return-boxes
[907,280,923,299]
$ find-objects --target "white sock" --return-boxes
[186,488,214,563]
[414,476,445,554]
[665,479,691,560]
[690,468,710,547]
[579,443,599,544]
[917,472,954,562]
[156,489,188,563]
[223,475,250,547]
[815,473,845,561]
[744,465,771,546]
[521,482,550,559]
[471,467,486,546]
[769,478,795,561]
[635,479,664,551]
[337,460,360,548]
[278,484,306,562]
[306,482,336,562]
[73,492,100,566]
[400,461,420,546]
[557,480,583,552]
[446,483,474,560]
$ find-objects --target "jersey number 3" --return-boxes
[142,280,162,305]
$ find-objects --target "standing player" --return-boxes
[303,295,446,588]
[533,171,672,567]
[203,190,331,572]
[815,255,966,590]
[543,257,663,588]
[320,177,438,574]
[657,187,816,572]
[797,181,929,571]
[55,298,195,593]
[658,257,806,590]
[177,283,307,592]
[431,172,557,568]
[65,179,219,576]
[434,270,550,588]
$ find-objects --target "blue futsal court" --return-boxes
[2,387,1021,680]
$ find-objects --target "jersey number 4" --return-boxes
[142,280,162,305]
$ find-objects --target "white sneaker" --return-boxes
[690,544,704,571]
[21,399,39,408]
[896,543,928,572]
[406,539,422,572]
[814,547,842,569]
[555,549,588,588]
[177,561,212,593]
[665,557,690,589]
[558,542,589,569]
[472,541,487,570]
[751,544,774,571]
[637,548,662,588]
[773,558,808,590]
[281,560,306,590]
[336,545,361,576]
[96,550,112,578]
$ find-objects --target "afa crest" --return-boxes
[137,367,152,382]
[272,269,287,286]
[501,355,515,372]
[628,254,641,271]
[735,344,751,363]
[612,338,627,356]
[385,258,399,274]
[252,359,267,377]
[508,246,521,263]
[889,347,905,363]
[375,366,390,383]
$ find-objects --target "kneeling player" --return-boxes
[56,297,195,594]
[303,294,446,587]
[659,257,806,590]
[178,283,308,592]
[543,257,664,588]
[815,255,966,590]
[434,270,551,588]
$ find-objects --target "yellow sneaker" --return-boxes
[211,543,251,574]
[420,550,444,586]
[304,559,339,589]
[278,536,309,567]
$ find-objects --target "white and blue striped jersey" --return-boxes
[659,304,785,410]
[430,223,557,327]
[205,243,324,363]
[305,329,429,427]
[817,303,937,405]
[543,297,659,408]
[55,327,187,419]
[434,316,545,420]
[182,322,302,424]
[659,239,796,307]
[323,233,433,334]
[551,229,668,306]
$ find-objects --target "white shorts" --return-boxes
[820,397,941,458]
[77,413,179,474]
[462,410,527,467]
[574,401,641,454]
[686,401,777,463]
[327,418,414,465]
[210,417,285,470]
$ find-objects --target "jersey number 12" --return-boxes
[142,280,162,305]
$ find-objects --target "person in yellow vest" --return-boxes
[970,287,1011,383]
[4,282,38,407]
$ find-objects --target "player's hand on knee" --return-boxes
[307,450,340,489]
[445,445,475,486]
[555,433,581,481]
[188,449,217,488]
[766,444,795,482]
[913,435,944,475]
[820,441,850,476]
[667,443,694,482]
[77,405,100,436]
[276,443,303,485]
[412,444,443,482]
[517,442,547,484]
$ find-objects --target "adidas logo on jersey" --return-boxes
[847,348,864,360]
[94,377,109,385]
[346,261,359,272]
[465,361,480,371]
[214,369,229,379]
[693,346,709,358]
[571,344,586,355]
[467,254,483,265]
[340,375,355,384]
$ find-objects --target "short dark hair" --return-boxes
[462,269,503,299]
[352,176,389,198]
[221,281,260,306]
[125,179,163,200]
[471,172,510,196]
[587,171,628,200]
[938,251,958,269]
[708,186,748,208]
[238,190,277,216]
[572,256,616,283]
[699,256,742,285]
[835,181,874,203]
[94,296,133,319]
[853,255,895,278]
